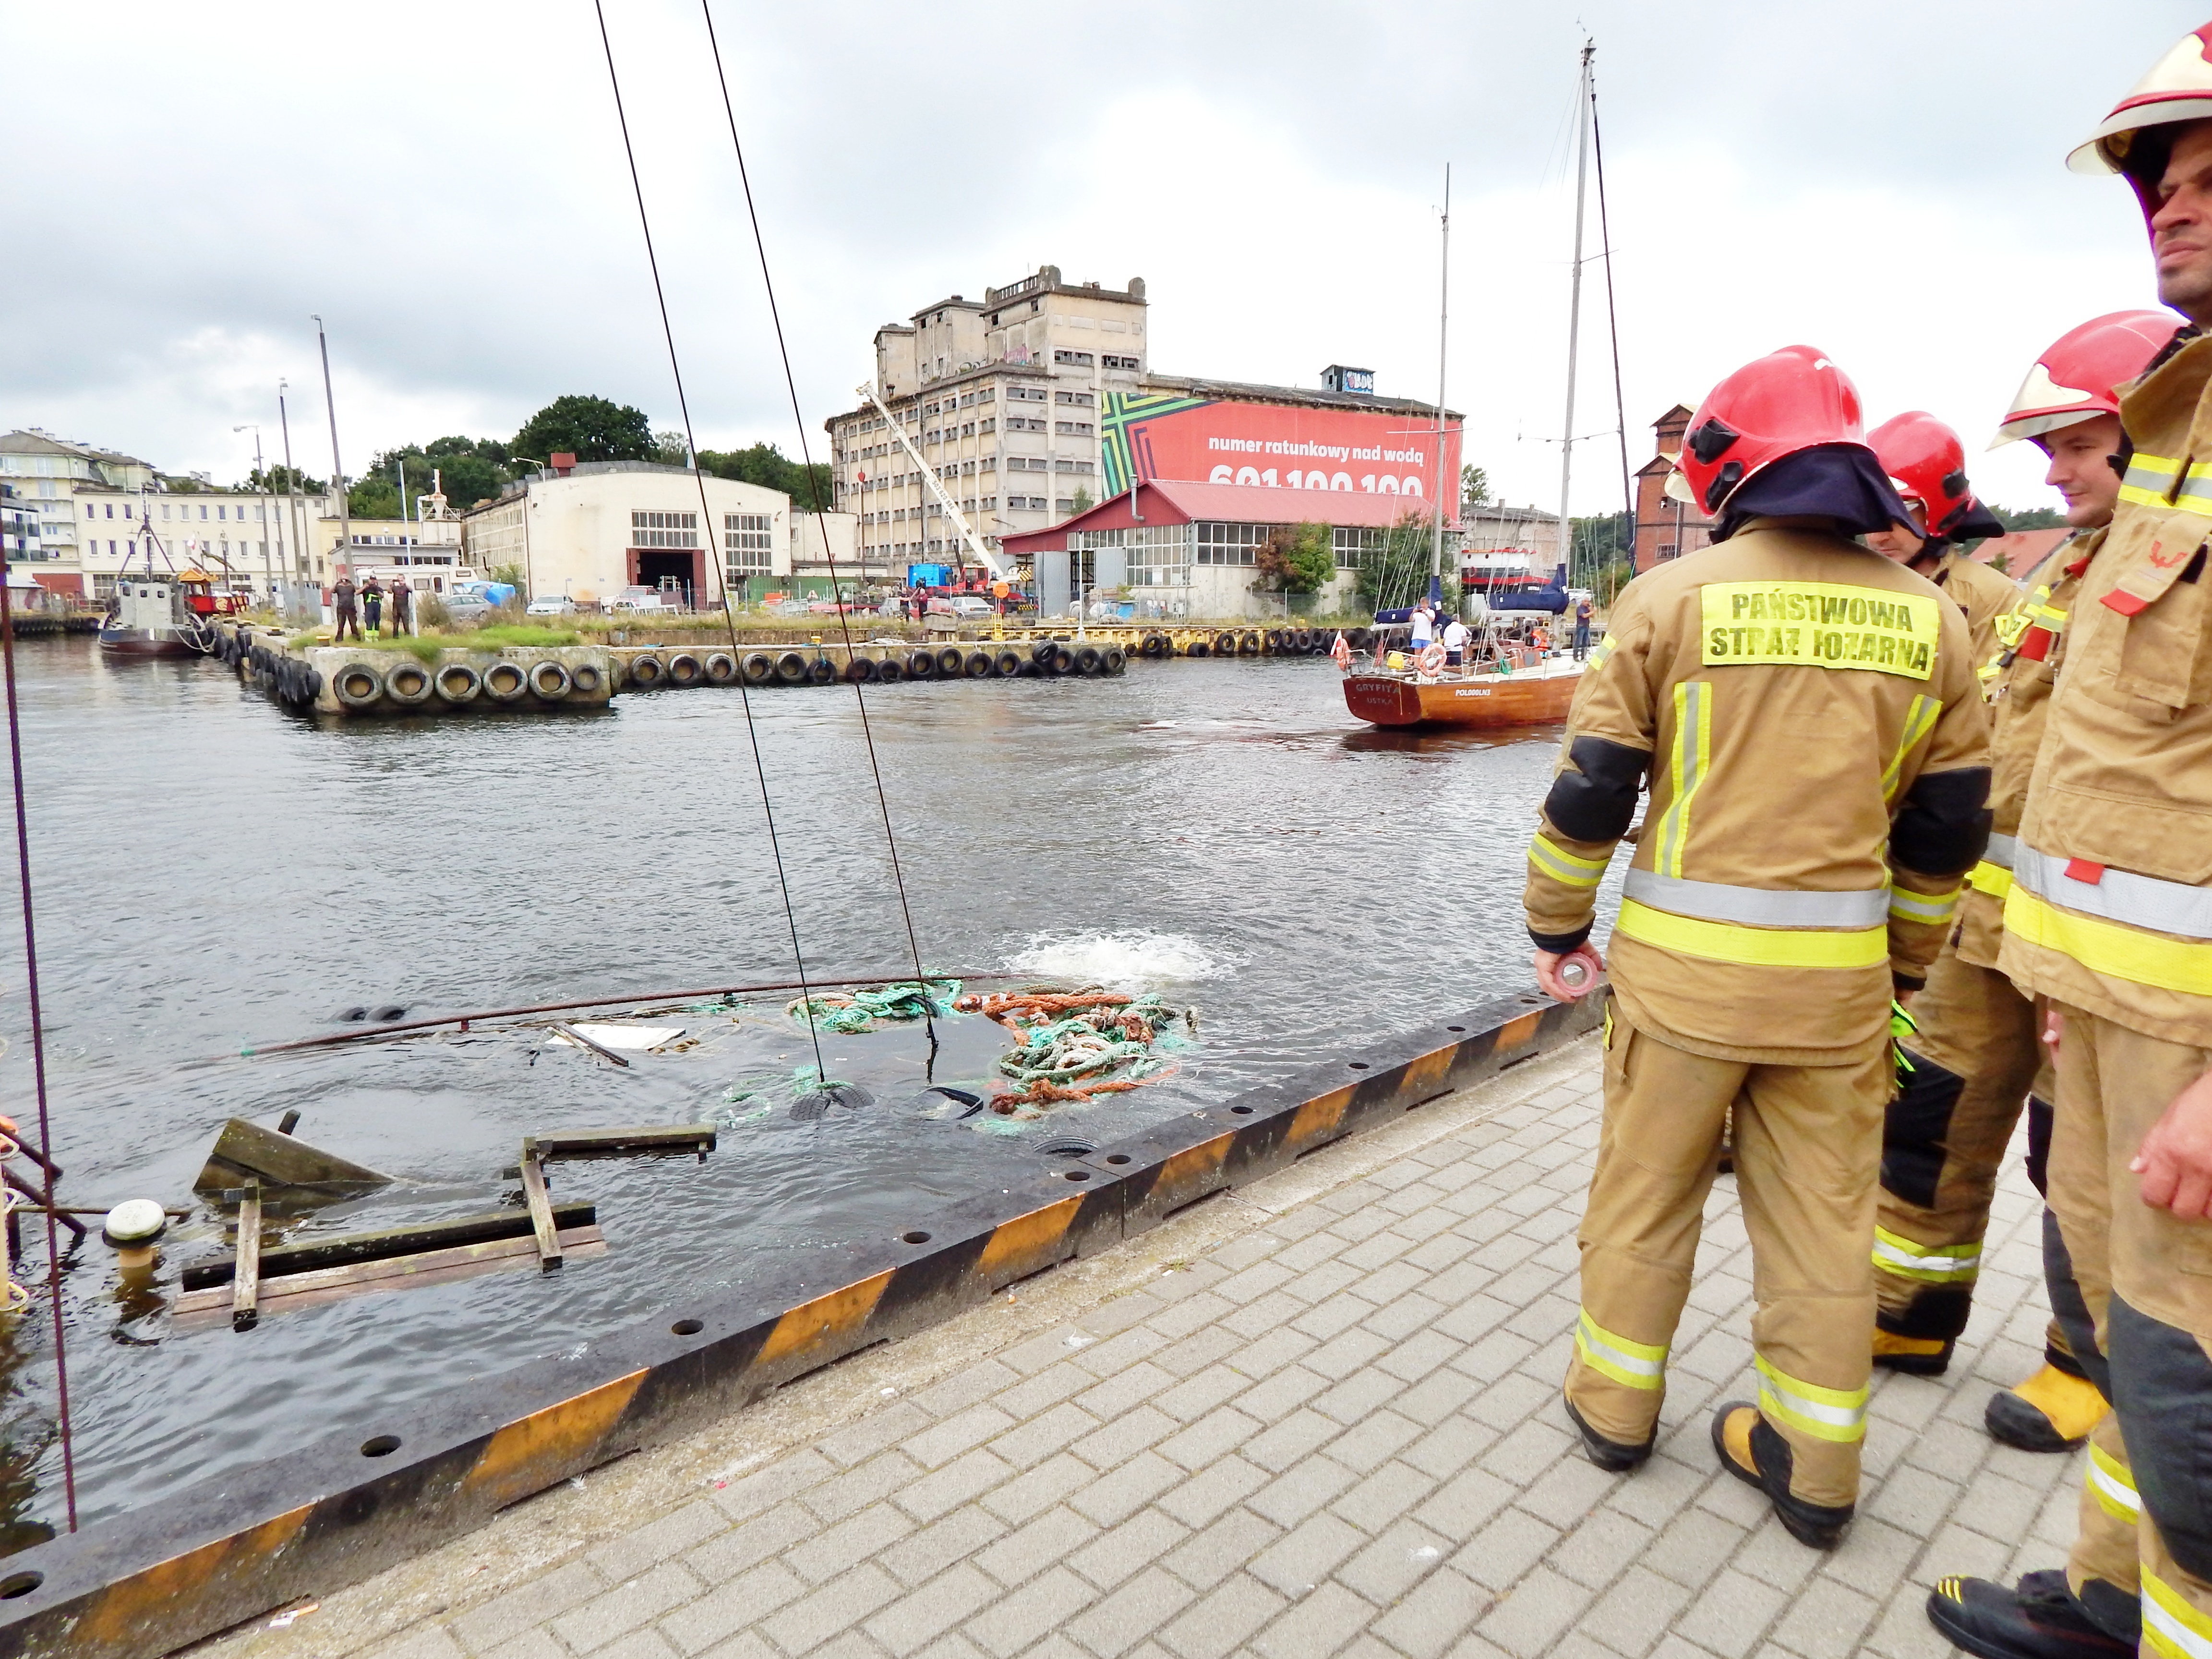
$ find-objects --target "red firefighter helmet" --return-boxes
[1668,344,1867,516]
[2070,24,2212,217]
[1989,310,2181,447]
[1868,412,1984,538]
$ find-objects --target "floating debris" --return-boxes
[902,1086,986,1121]
[787,981,959,1034]
[550,1022,686,1053]
[955,988,1187,1115]
[192,1117,391,1201]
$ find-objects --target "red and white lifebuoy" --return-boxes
[1417,644,1446,674]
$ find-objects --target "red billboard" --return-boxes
[1100,390,1460,511]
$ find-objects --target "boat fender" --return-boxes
[1030,640,1058,666]
[993,649,1023,676]
[665,651,701,687]
[436,662,482,703]
[334,663,384,708]
[704,651,737,685]
[1102,646,1127,674]
[529,661,573,700]
[305,667,324,701]
[482,661,529,703]
[906,649,937,679]
[876,656,904,682]
[962,649,992,678]
[843,655,877,683]
[569,662,604,695]
[775,650,809,684]
[1294,628,1313,651]
[1265,630,1283,652]
[1051,646,1076,675]
[741,651,773,684]
[806,658,837,685]
[1141,634,1166,657]
[1238,631,1260,655]
[628,651,665,687]
[936,645,964,676]
[1015,659,1042,676]
[385,661,435,705]
[1186,639,1209,657]
[1074,645,1102,675]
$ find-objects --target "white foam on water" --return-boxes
[1003,929,1237,988]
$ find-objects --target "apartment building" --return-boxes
[1631,404,1715,570]
[827,266,1147,574]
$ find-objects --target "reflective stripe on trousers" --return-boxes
[1754,1354,1868,1443]
[1871,1226,1980,1284]
[1574,1309,1665,1391]
[2144,1569,2212,1659]
[2088,1439,2141,1526]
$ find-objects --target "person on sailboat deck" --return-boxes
[1575,596,1594,659]
[1523,343,1989,1550]
[1442,613,1469,668]
[1408,601,1435,658]
[1864,412,2019,683]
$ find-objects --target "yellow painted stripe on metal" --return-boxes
[1754,1354,1867,1443]
[2004,885,2212,998]
[1614,899,1888,970]
[1968,862,2013,899]
[1884,694,1941,802]
[2143,1568,2212,1659]
[1530,832,1609,888]
[1574,1310,1667,1390]
[758,1270,896,1367]
[1157,1131,1234,1191]
[465,1369,649,1510]
[2088,1441,2140,1524]
[1495,1010,1541,1049]
[1286,1086,1351,1149]
[1654,680,1711,879]
[977,1196,1081,1278]
[77,1504,317,1649]
[1872,1226,1981,1283]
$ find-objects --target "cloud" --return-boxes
[5,0,2197,517]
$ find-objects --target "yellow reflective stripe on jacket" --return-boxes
[1652,680,1711,879]
[2117,451,2212,514]
[1529,832,1609,889]
[1883,694,1941,802]
[2143,1568,2212,1659]
[1967,862,2013,900]
[1754,1355,1867,1443]
[1573,1310,1666,1391]
[1888,883,1960,927]
[1614,900,1888,970]
[1871,1226,1980,1284]
[1587,636,1614,670]
[2088,1441,2140,1526]
[2005,885,2212,998]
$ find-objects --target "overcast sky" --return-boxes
[5,1,2198,516]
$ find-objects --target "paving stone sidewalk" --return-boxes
[371,1039,2066,1659]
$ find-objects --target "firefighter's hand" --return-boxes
[2043,1008,2064,1053]
[1534,943,1604,1003]
[2132,1068,2212,1219]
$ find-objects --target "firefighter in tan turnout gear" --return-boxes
[1866,411,2021,681]
[1526,343,1991,1549]
[1865,317,2174,1474]
[1931,23,2212,1659]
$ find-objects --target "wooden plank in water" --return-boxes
[518,1142,562,1272]
[192,1117,390,1196]
[232,1181,262,1333]
[178,1202,597,1291]
[169,1225,607,1333]
[530,1124,716,1161]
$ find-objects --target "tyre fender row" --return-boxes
[328,658,602,709]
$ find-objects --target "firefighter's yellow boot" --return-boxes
[1872,1330,1953,1375]
[1985,1358,2108,1453]
[1711,1402,1853,1550]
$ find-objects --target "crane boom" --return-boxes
[856,384,1012,581]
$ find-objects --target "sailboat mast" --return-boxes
[1555,39,1594,589]
[1431,163,1451,586]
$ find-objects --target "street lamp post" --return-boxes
[233,423,273,608]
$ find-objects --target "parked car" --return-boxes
[525,596,577,617]
[442,591,494,623]
[936,595,997,620]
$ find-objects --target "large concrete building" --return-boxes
[1632,405,1715,571]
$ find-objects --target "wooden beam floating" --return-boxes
[179,1203,597,1293]
[192,1117,391,1198]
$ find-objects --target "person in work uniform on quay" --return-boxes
[1868,316,2175,1465]
[1526,343,1991,1549]
[1866,411,2020,682]
[1930,27,2212,1659]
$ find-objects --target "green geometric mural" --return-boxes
[1098,390,1215,494]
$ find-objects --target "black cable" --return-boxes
[589,0,830,1086]
[0,576,75,1531]
[696,0,939,1051]
[1590,58,1635,569]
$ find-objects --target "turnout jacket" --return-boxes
[1524,518,1991,1065]
[1953,536,2086,971]
[2003,336,2212,1047]
[1927,549,2024,697]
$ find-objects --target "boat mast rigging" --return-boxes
[1555,38,1594,592]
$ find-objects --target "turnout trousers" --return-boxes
[1875,944,2064,1349]
[2046,1004,2212,1649]
[1564,1010,1887,1509]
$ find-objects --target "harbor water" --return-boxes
[0,637,1620,1536]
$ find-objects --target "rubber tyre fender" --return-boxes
[569,662,604,696]
[1030,640,1058,666]
[1015,659,1043,677]
[993,649,1023,676]
[664,651,702,687]
[907,649,937,678]
[775,650,809,684]
[843,655,878,683]
[1102,646,1127,674]
[385,661,435,705]
[1050,646,1076,675]
[1141,633,1166,658]
[482,661,529,703]
[742,651,773,685]
[1214,632,1239,654]
[806,658,837,685]
[628,651,665,688]
[1264,630,1283,652]
[529,661,572,700]
[435,662,482,704]
[1238,631,1261,655]
[333,663,384,709]
[937,645,965,676]
[304,666,323,701]
[1074,645,1102,675]
[962,649,993,678]
[876,656,904,682]
[1186,639,1209,657]
[703,651,736,685]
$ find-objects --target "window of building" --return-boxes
[1658,542,1677,560]
[1194,521,1271,566]
[1055,390,1094,406]
[977,419,995,434]
[1056,498,1076,514]
[630,509,698,547]
[1053,458,1093,474]
[105,503,114,518]
[1331,526,1384,570]
[200,505,208,520]
[1056,421,1093,437]
[1054,350,1094,367]
[975,388,994,404]
[217,505,227,520]
[1007,385,1048,402]
[122,504,132,520]
[724,511,772,575]
[961,422,975,437]
[1102,354,1140,371]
